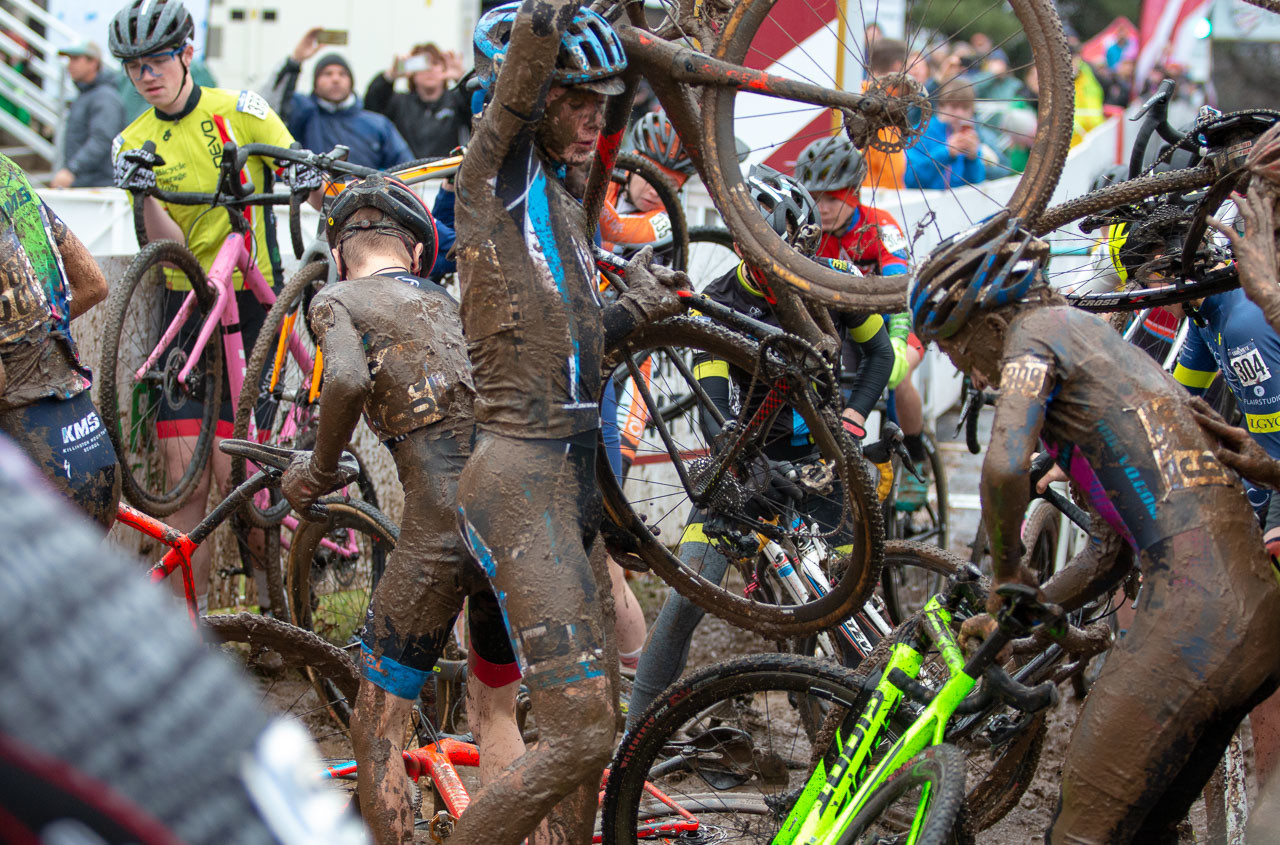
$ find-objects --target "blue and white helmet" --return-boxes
[473,2,627,95]
[908,212,1049,342]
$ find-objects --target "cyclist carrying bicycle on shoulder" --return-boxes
[452,2,688,842]
[109,0,299,612]
[912,212,1280,843]
[796,135,929,503]
[627,167,894,727]
[279,175,521,845]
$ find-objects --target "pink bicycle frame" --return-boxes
[135,232,312,430]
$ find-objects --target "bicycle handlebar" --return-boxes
[1129,78,1181,179]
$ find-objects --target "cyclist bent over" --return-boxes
[453,3,687,842]
[910,213,1280,843]
[0,154,117,527]
[627,168,893,726]
[279,176,520,845]
[110,0,295,610]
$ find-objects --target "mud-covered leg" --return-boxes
[352,684,416,845]
[1047,519,1280,844]
[454,435,616,845]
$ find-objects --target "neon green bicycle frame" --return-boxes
[775,595,979,845]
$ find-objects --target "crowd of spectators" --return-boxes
[25,21,1205,195]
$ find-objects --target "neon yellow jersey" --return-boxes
[113,87,294,290]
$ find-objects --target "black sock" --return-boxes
[904,432,926,466]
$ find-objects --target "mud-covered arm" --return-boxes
[1209,182,1280,333]
[49,210,106,320]
[307,298,372,476]
[470,0,579,168]
[982,356,1053,586]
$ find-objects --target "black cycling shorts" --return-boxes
[360,590,519,697]
[0,390,118,528]
[156,289,268,439]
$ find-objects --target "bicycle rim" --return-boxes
[601,317,883,638]
[99,240,222,517]
[698,0,1073,310]
[602,652,866,845]
[233,261,328,528]
[612,150,691,272]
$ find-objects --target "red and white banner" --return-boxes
[1081,17,1140,70]
[736,0,902,172]
[1135,0,1211,84]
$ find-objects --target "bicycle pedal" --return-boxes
[428,811,456,842]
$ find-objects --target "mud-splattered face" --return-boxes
[537,86,605,166]
[939,316,1005,389]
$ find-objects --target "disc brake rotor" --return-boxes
[842,73,931,154]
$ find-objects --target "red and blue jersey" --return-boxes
[815,204,910,277]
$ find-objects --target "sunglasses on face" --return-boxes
[124,47,183,80]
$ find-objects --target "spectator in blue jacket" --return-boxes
[266,27,413,171]
[904,79,987,190]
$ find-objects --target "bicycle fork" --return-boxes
[758,525,892,661]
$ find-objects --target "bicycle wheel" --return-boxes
[889,430,949,550]
[686,226,740,291]
[288,496,397,647]
[611,150,690,272]
[232,261,328,528]
[99,240,223,517]
[205,612,361,800]
[842,743,971,845]
[601,316,883,638]
[601,652,866,844]
[1020,499,1061,583]
[697,0,1074,310]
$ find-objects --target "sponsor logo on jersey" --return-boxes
[61,411,101,444]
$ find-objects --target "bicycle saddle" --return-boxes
[218,439,360,487]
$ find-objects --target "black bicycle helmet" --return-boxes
[795,135,868,193]
[746,165,821,256]
[908,211,1049,343]
[326,175,439,270]
[630,111,694,175]
[473,2,626,96]
[108,0,194,61]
